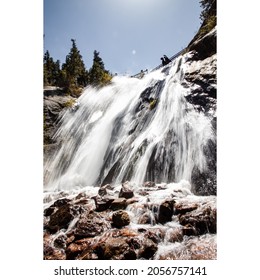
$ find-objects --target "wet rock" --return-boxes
[77,250,99,260]
[110,198,127,210]
[44,206,55,217]
[98,184,113,196]
[144,230,162,244]
[74,211,108,238]
[112,210,130,228]
[54,234,67,249]
[126,197,139,206]
[182,224,197,236]
[138,212,152,224]
[174,202,198,215]
[165,227,184,243]
[95,237,137,260]
[179,205,216,235]
[119,181,134,199]
[47,204,75,233]
[112,228,139,238]
[52,198,71,207]
[44,246,66,260]
[93,195,114,212]
[157,200,175,224]
[66,238,92,260]
[139,239,158,259]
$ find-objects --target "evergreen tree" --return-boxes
[62,39,88,89]
[43,51,62,86]
[43,50,58,86]
[199,0,216,22]
[89,50,112,87]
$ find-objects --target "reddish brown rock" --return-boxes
[157,200,175,224]
[119,181,134,199]
[93,195,114,211]
[174,202,198,214]
[179,205,216,235]
[112,210,130,228]
[74,211,109,238]
[47,204,75,233]
[95,237,137,260]
[110,198,127,210]
[66,238,92,260]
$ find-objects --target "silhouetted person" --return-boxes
[163,55,171,64]
[161,57,167,66]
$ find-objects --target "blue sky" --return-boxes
[44,0,202,75]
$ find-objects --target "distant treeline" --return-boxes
[44,39,112,96]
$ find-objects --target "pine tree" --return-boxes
[43,51,62,86]
[44,50,57,86]
[89,50,112,87]
[62,39,88,89]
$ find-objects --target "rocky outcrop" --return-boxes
[43,88,77,157]
[181,26,217,196]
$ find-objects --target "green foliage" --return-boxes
[199,0,216,22]
[43,39,112,96]
[62,39,88,89]
[64,99,76,108]
[43,51,61,86]
[199,14,216,37]
[89,50,112,87]
[149,99,157,110]
[187,0,216,46]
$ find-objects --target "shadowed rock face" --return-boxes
[183,28,217,195]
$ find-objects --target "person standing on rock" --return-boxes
[163,55,171,65]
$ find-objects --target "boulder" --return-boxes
[139,239,158,259]
[112,210,130,228]
[157,200,175,224]
[138,212,152,224]
[74,211,108,238]
[174,202,198,215]
[95,237,136,260]
[98,184,113,196]
[110,198,127,210]
[93,195,114,212]
[179,205,216,235]
[119,181,134,199]
[47,204,75,233]
[66,238,92,260]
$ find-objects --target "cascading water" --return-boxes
[44,53,215,192]
[43,52,217,260]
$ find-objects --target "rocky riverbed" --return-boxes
[43,180,216,260]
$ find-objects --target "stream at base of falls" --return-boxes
[44,180,216,260]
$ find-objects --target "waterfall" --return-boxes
[44,53,215,192]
